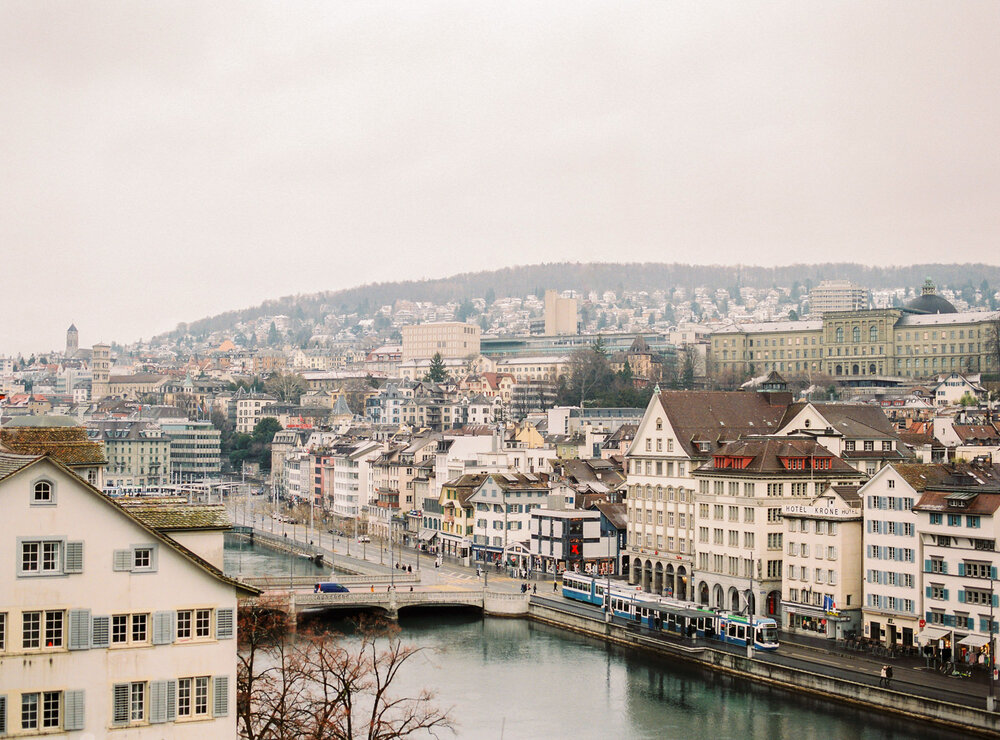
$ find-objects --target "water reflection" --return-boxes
[228,540,966,740]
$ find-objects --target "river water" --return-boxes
[225,538,960,740]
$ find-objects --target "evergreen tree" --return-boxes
[424,352,448,383]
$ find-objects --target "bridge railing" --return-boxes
[245,573,420,589]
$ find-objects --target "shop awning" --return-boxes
[958,633,990,648]
[418,528,439,542]
[916,627,949,643]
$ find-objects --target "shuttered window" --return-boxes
[112,550,132,572]
[64,542,84,574]
[149,681,167,724]
[64,690,85,731]
[213,676,229,717]
[112,684,130,725]
[91,616,110,648]
[152,611,174,645]
[216,608,234,640]
[68,609,92,650]
[0,695,6,735]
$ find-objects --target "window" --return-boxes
[177,610,192,639]
[0,612,5,651]
[21,691,60,730]
[131,682,146,722]
[45,610,63,648]
[196,609,211,638]
[32,480,53,504]
[948,514,962,527]
[23,612,41,649]
[930,513,942,525]
[112,613,149,645]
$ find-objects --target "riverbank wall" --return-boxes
[528,600,1000,738]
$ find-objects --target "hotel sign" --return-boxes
[782,504,858,520]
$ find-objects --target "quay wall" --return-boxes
[528,601,1000,739]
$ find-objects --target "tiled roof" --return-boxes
[656,390,789,458]
[593,501,627,529]
[893,463,1000,492]
[779,402,898,438]
[695,437,862,476]
[914,490,1000,515]
[0,426,108,466]
[953,424,1000,443]
[119,500,232,530]
[0,452,39,482]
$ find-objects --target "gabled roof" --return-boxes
[778,402,897,438]
[592,501,627,529]
[953,424,1000,443]
[1,425,108,466]
[893,462,1000,492]
[119,499,232,531]
[655,390,789,458]
[0,453,258,596]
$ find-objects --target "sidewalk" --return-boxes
[778,629,991,700]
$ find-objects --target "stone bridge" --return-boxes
[258,588,529,621]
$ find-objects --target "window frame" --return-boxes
[30,476,56,506]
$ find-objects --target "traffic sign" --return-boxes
[919,618,926,628]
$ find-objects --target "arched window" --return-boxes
[852,326,861,343]
[656,486,663,501]
[835,327,844,343]
[33,480,52,503]
[655,418,663,430]
[869,325,878,343]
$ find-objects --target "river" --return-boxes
[225,537,960,740]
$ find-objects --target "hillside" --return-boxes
[162,261,1000,340]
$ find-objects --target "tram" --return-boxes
[560,572,779,651]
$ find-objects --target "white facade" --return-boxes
[781,489,864,640]
[469,475,550,559]
[332,442,382,519]
[0,454,253,737]
[859,466,921,646]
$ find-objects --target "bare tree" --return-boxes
[264,371,308,403]
[238,604,453,740]
[986,315,1000,378]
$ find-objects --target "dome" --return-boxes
[904,279,956,315]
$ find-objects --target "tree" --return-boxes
[788,309,799,321]
[424,353,448,383]
[237,606,452,740]
[987,316,1000,379]
[680,349,696,390]
[265,371,308,404]
[253,417,283,446]
[267,322,281,346]
[565,344,613,406]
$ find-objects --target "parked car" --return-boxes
[357,535,371,543]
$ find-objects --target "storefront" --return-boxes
[785,604,857,640]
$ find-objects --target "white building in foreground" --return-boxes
[0,452,257,737]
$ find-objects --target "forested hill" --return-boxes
[166,262,1000,338]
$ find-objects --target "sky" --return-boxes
[2,1,999,354]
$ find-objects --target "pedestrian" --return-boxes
[553,580,558,592]
[885,665,893,688]
[409,586,414,592]
[370,585,374,593]
[532,584,537,595]
[878,665,887,687]
[407,564,412,573]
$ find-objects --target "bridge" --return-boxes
[255,587,529,621]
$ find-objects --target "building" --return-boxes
[0,452,257,737]
[159,421,223,483]
[781,485,864,640]
[690,436,865,619]
[530,502,618,577]
[808,280,870,315]
[544,290,578,335]
[0,415,107,488]
[401,322,481,362]
[438,473,485,558]
[932,373,987,407]
[91,344,111,401]
[106,374,170,402]
[711,280,999,382]
[330,439,382,520]
[66,323,79,355]
[231,389,279,434]
[86,420,171,490]
[468,472,551,566]
[624,390,790,599]
[911,466,1000,666]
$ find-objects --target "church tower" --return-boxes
[66,323,79,355]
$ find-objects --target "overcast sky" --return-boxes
[3,1,999,354]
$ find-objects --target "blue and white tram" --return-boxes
[560,573,779,651]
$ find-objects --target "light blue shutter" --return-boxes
[92,616,110,648]
[924,559,932,572]
[992,567,998,580]
[942,561,948,574]
[149,681,167,724]
[216,608,234,640]
[64,690,85,731]
[213,676,229,717]
[994,594,999,609]
[152,611,174,644]
[958,562,965,576]
[165,680,176,722]
[958,590,965,603]
[68,609,92,650]
[112,550,131,571]
[112,684,129,725]
[925,586,933,599]
[942,589,949,600]
[65,542,84,573]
